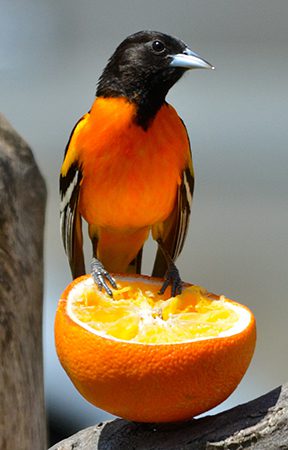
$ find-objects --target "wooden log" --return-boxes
[49,383,288,449]
[0,114,47,449]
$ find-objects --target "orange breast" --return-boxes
[77,97,190,229]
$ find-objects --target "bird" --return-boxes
[60,30,213,297]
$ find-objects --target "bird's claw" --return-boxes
[91,258,117,297]
[158,264,182,297]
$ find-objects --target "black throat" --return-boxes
[133,81,169,130]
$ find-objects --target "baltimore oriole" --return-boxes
[60,31,213,296]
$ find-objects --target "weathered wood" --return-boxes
[0,114,47,449]
[49,383,288,449]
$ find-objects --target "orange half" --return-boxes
[55,274,256,422]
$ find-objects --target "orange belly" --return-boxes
[77,97,190,230]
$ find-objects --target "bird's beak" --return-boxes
[169,48,214,70]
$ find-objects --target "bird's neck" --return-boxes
[96,74,172,130]
[134,85,168,130]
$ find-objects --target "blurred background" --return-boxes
[1,0,287,446]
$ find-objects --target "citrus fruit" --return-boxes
[54,274,256,422]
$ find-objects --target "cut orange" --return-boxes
[54,274,256,422]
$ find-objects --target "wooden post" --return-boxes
[0,114,47,449]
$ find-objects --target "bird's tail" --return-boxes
[152,247,167,278]
[127,247,143,274]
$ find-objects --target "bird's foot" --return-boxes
[158,263,183,297]
[91,258,117,297]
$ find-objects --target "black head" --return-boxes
[96,31,213,129]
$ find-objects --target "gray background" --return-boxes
[1,0,287,441]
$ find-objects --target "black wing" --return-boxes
[152,165,194,277]
[60,160,85,278]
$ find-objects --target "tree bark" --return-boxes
[49,383,288,449]
[0,114,47,449]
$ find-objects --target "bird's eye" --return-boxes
[152,40,165,53]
